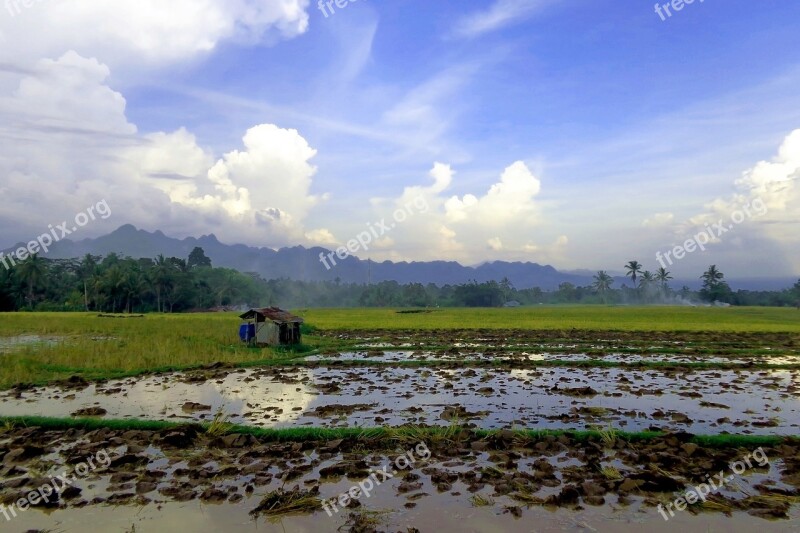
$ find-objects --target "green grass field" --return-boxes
[301,306,800,332]
[0,306,798,388]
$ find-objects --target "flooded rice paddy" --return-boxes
[2,365,799,435]
[2,328,800,531]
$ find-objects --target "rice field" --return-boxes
[1,307,800,531]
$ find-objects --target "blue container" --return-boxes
[239,324,255,342]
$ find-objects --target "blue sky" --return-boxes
[1,0,799,278]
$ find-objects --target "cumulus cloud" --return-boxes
[646,130,800,274]
[444,161,541,228]
[304,228,338,246]
[365,160,560,264]
[0,51,325,248]
[684,130,800,233]
[0,0,310,69]
[128,122,326,243]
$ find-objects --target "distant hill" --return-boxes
[4,225,795,290]
[17,225,591,290]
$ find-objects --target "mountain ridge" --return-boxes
[4,225,796,291]
[19,225,588,290]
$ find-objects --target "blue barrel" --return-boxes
[239,324,249,342]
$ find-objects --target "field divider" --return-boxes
[0,416,795,449]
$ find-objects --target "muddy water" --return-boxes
[2,366,798,434]
[3,430,799,533]
[0,335,61,353]
[310,350,800,365]
[7,496,800,532]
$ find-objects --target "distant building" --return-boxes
[239,307,303,346]
[503,300,521,308]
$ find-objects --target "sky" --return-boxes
[1,0,799,279]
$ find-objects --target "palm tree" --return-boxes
[655,267,673,296]
[625,261,643,288]
[16,254,46,308]
[150,255,173,313]
[638,270,656,302]
[99,265,125,313]
[592,271,614,303]
[701,265,724,288]
[75,254,99,311]
[118,268,148,313]
[700,265,729,302]
[638,270,655,289]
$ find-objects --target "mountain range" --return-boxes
[3,225,796,291]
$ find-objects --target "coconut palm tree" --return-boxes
[15,254,46,309]
[150,254,173,313]
[701,265,724,289]
[624,261,643,288]
[592,271,614,303]
[75,254,99,311]
[700,264,730,302]
[655,267,673,296]
[638,270,656,302]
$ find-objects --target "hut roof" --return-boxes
[239,307,304,324]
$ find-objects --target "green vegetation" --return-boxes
[0,312,326,388]
[0,416,791,449]
[2,248,799,312]
[301,306,800,332]
[0,308,798,388]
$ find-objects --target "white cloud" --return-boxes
[131,123,325,243]
[0,0,310,69]
[684,129,800,233]
[0,51,325,248]
[452,0,553,39]
[304,228,338,246]
[445,161,542,228]
[646,130,800,275]
[365,161,558,265]
[642,212,674,228]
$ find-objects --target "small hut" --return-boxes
[239,307,303,346]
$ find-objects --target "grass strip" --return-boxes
[0,416,792,449]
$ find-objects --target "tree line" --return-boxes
[1,249,798,311]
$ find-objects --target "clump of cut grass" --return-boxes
[204,410,233,437]
[470,494,495,507]
[600,465,623,480]
[249,487,322,518]
[598,424,618,448]
[379,422,461,448]
[0,419,15,435]
[510,484,543,505]
[695,494,735,514]
[342,509,391,531]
